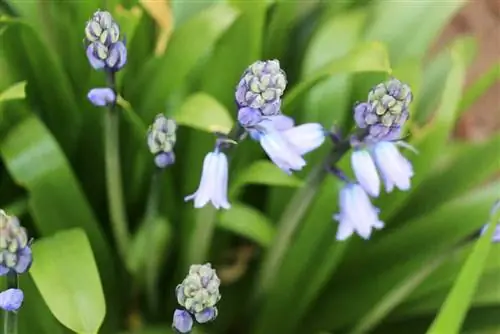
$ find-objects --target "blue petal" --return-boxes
[172,309,193,333]
[0,289,23,312]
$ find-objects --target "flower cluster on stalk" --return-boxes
[0,210,32,312]
[172,263,221,333]
[147,114,178,169]
[84,10,127,107]
[185,60,326,209]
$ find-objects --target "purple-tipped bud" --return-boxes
[87,88,116,107]
[154,152,175,168]
[85,10,120,45]
[185,151,231,210]
[370,141,414,193]
[235,60,287,116]
[86,42,107,70]
[176,263,221,314]
[334,184,384,240]
[172,309,193,333]
[0,289,23,312]
[0,210,32,275]
[105,41,127,71]
[238,107,262,127]
[195,307,218,323]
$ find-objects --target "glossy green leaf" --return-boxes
[0,80,25,103]
[0,17,81,153]
[0,116,117,310]
[218,203,276,248]
[230,160,303,197]
[174,93,234,134]
[30,229,106,334]
[283,42,391,109]
[427,208,500,334]
[458,61,500,115]
[129,4,239,121]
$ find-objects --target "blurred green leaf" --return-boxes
[307,182,499,331]
[171,0,223,27]
[129,4,239,121]
[415,36,477,124]
[218,203,275,248]
[349,251,449,334]
[0,116,118,312]
[230,160,303,197]
[365,0,466,64]
[0,80,25,103]
[0,17,81,153]
[284,41,391,109]
[458,61,500,116]
[427,209,500,334]
[379,39,467,222]
[394,134,500,223]
[30,229,106,334]
[174,93,234,134]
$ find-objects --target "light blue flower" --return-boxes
[0,289,23,312]
[334,184,384,241]
[248,115,325,174]
[351,149,380,197]
[185,151,230,209]
[87,88,116,107]
[371,141,414,193]
[172,309,193,333]
[195,307,218,323]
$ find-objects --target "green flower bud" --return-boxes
[147,114,177,155]
[176,263,221,314]
[85,10,120,46]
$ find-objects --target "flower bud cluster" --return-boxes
[147,114,177,168]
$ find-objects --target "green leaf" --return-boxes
[0,116,118,313]
[218,203,275,248]
[364,0,466,64]
[0,17,81,153]
[394,134,500,223]
[30,229,106,334]
[174,93,234,134]
[379,38,467,222]
[230,160,303,198]
[426,207,500,334]
[0,81,25,103]
[129,4,239,121]
[283,42,391,109]
[458,61,500,115]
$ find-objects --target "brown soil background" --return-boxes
[434,0,500,140]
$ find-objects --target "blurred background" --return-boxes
[0,0,498,333]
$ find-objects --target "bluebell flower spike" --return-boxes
[0,289,23,312]
[147,114,177,169]
[0,210,33,275]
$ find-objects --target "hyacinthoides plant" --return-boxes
[0,210,32,334]
[84,10,129,262]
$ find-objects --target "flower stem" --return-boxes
[105,71,129,262]
[3,272,18,334]
[256,139,351,298]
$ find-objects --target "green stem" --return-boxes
[256,139,351,298]
[185,206,217,267]
[3,272,18,334]
[145,168,163,219]
[105,72,129,262]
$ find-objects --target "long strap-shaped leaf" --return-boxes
[426,204,500,334]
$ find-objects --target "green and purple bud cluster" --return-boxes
[147,114,177,168]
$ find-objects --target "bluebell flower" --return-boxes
[185,151,230,209]
[0,210,32,275]
[0,289,23,312]
[87,88,116,107]
[334,184,384,241]
[351,149,380,197]
[242,112,325,174]
[371,141,414,193]
[195,307,218,323]
[172,309,193,333]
